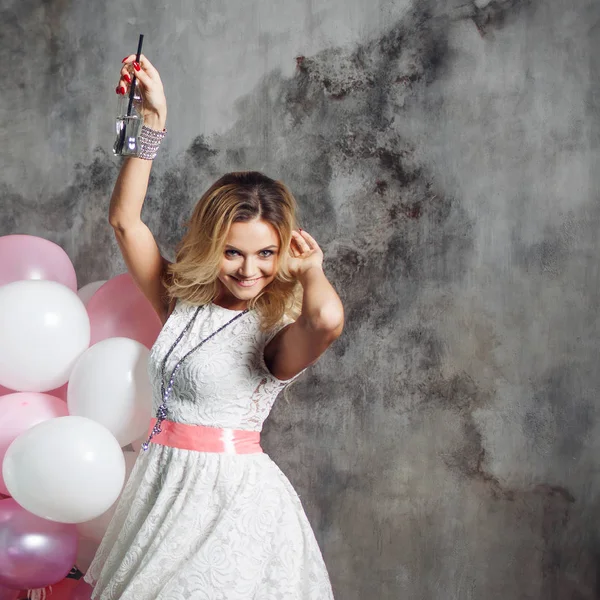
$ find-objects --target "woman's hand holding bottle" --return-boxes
[117,54,167,131]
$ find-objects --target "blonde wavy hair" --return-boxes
[164,171,302,330]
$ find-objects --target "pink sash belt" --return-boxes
[146,418,263,454]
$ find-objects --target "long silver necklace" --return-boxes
[141,304,249,451]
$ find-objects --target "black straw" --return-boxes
[116,34,144,155]
[126,34,144,118]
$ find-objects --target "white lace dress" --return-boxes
[84,301,334,599]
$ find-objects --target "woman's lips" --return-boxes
[231,276,261,288]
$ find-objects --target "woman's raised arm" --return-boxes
[108,55,172,324]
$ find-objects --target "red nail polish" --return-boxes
[133,62,140,71]
[115,86,121,94]
[123,73,131,83]
[121,56,129,63]
[299,228,303,232]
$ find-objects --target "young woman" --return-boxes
[84,55,344,598]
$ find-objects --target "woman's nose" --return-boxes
[239,257,256,277]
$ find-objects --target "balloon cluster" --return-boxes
[0,235,162,597]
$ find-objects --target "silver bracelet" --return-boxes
[138,125,167,160]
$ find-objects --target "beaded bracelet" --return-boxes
[138,125,167,160]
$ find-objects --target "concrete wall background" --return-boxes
[2,0,599,597]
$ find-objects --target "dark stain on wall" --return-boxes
[0,148,119,283]
[525,365,594,463]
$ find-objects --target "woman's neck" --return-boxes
[212,291,249,311]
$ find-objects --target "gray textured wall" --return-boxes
[2,0,600,598]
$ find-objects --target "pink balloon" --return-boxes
[87,273,161,349]
[0,393,69,495]
[44,577,78,599]
[74,537,100,573]
[0,499,77,588]
[70,580,93,600]
[0,585,18,600]
[0,235,77,291]
[0,385,13,398]
[46,383,68,402]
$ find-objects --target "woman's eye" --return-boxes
[225,249,275,258]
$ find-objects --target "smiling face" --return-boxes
[215,218,281,309]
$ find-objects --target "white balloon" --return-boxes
[0,280,90,391]
[3,416,125,523]
[77,450,138,542]
[77,280,107,306]
[67,337,153,446]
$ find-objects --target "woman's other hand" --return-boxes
[288,230,324,279]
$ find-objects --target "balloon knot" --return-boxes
[28,587,50,600]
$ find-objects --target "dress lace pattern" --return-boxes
[84,301,334,599]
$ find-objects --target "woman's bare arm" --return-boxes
[109,55,171,324]
[264,231,344,380]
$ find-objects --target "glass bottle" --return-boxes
[113,71,144,156]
